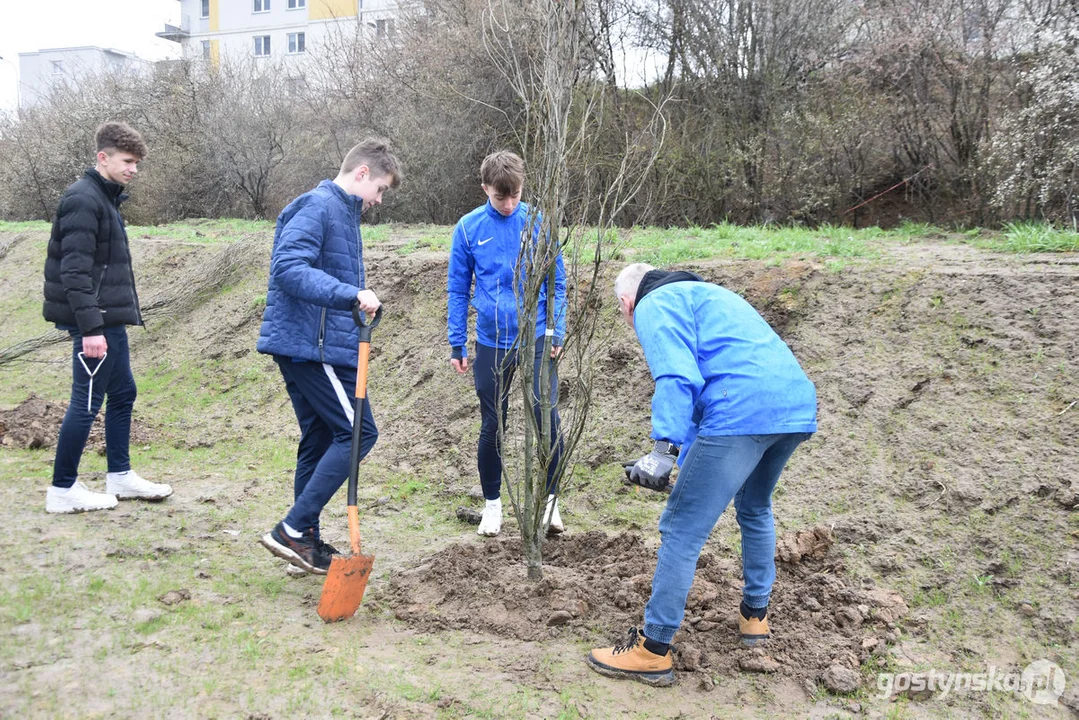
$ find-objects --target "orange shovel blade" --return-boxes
[317,552,375,623]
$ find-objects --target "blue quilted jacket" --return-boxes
[257,181,367,367]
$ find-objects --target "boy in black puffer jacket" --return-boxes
[43,121,172,514]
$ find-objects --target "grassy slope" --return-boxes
[0,220,1075,719]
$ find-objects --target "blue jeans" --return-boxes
[473,342,563,500]
[52,326,137,488]
[274,357,378,532]
[643,432,811,645]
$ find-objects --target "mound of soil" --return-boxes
[384,525,907,690]
[0,393,153,451]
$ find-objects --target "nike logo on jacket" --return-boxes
[446,200,567,352]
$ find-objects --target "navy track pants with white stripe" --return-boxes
[273,355,378,532]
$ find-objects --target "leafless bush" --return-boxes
[0,0,1072,227]
[981,21,1078,224]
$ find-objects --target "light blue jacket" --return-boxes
[634,276,817,462]
[257,181,367,367]
[447,201,566,353]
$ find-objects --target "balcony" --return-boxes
[156,15,191,43]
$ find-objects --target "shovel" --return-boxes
[317,303,382,623]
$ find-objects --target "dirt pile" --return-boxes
[384,524,907,691]
[0,393,153,451]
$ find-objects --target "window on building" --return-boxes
[51,60,64,75]
[254,35,271,56]
[201,0,210,17]
[287,76,306,96]
[253,0,270,12]
[376,19,395,38]
[287,0,306,8]
[288,32,306,54]
[202,40,211,59]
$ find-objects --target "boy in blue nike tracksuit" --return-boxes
[587,263,818,686]
[257,138,402,575]
[447,151,567,537]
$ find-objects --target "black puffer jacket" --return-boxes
[43,169,142,334]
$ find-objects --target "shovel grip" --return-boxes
[352,302,383,343]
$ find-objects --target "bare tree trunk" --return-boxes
[482,0,667,581]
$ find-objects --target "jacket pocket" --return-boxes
[92,263,109,301]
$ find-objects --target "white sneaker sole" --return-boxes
[110,490,173,501]
[259,532,328,575]
[106,484,173,501]
[45,501,117,514]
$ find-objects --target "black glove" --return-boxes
[627,441,678,491]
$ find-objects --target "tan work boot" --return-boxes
[739,610,771,646]
[586,627,674,686]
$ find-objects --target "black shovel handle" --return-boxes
[352,302,383,343]
[347,303,382,510]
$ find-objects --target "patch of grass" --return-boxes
[128,218,272,244]
[589,464,667,530]
[973,221,1079,253]
[387,475,429,499]
[620,222,894,266]
[380,224,452,254]
[0,220,50,232]
[894,220,947,239]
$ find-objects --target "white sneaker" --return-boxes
[477,498,502,537]
[46,481,119,514]
[544,494,564,535]
[106,470,173,501]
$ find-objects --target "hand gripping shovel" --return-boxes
[317,303,382,623]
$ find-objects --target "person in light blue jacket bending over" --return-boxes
[447,151,567,537]
[588,263,818,687]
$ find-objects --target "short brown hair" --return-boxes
[96,121,148,159]
[341,137,402,188]
[480,151,525,196]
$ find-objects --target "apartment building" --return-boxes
[17,47,152,108]
[157,0,398,65]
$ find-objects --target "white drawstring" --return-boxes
[76,351,107,414]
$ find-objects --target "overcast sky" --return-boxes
[0,0,181,110]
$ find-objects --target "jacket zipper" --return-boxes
[93,263,109,302]
[318,307,327,363]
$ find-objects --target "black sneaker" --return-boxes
[260,522,332,574]
[313,528,341,556]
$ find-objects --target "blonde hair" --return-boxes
[340,137,402,187]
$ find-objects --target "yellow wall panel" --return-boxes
[209,0,219,31]
[309,0,357,20]
[210,40,220,68]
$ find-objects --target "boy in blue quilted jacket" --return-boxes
[447,151,567,537]
[257,138,402,575]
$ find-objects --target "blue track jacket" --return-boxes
[257,180,367,367]
[447,201,566,353]
[634,274,817,463]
